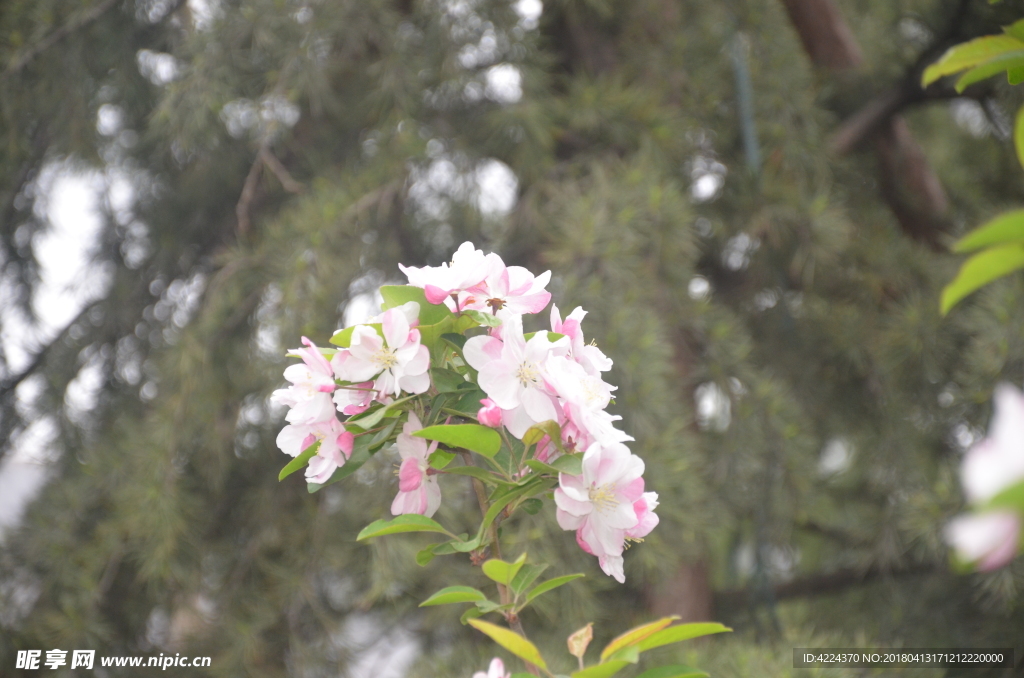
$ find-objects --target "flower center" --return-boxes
[515,361,541,388]
[486,297,506,313]
[588,484,619,513]
[373,347,399,370]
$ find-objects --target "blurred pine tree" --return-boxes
[1,0,1023,676]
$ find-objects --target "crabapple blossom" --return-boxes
[270,337,337,424]
[947,383,1024,569]
[546,355,632,451]
[276,417,354,483]
[627,491,660,541]
[460,253,552,316]
[464,314,568,438]
[472,658,510,678]
[555,441,649,582]
[399,241,490,307]
[945,510,1021,571]
[551,305,613,376]
[391,413,442,517]
[332,381,374,416]
[477,398,503,428]
[334,306,430,397]
[960,384,1024,503]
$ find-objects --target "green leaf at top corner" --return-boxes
[356,514,451,540]
[941,244,1024,315]
[380,285,453,325]
[953,209,1024,254]
[922,35,1024,86]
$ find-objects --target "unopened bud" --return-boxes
[477,398,502,428]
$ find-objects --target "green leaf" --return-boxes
[460,607,485,625]
[953,210,1024,253]
[419,586,489,607]
[941,244,1024,314]
[520,498,543,515]
[526,573,585,603]
[356,515,452,540]
[482,552,528,586]
[552,453,584,476]
[443,465,511,486]
[441,332,468,351]
[635,623,732,652]
[510,563,547,596]
[635,667,709,678]
[571,661,632,678]
[464,309,503,327]
[380,285,453,325]
[278,441,320,481]
[346,395,414,430]
[449,389,488,416]
[523,331,568,343]
[413,424,502,457]
[431,367,467,392]
[986,479,1024,512]
[922,35,1024,86]
[952,51,1024,91]
[468,619,548,670]
[415,545,436,567]
[330,323,383,348]
[428,449,456,469]
[523,419,561,447]
[1005,19,1024,42]
[478,478,554,541]
[601,617,679,661]
[451,535,483,552]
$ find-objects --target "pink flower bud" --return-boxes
[477,398,502,428]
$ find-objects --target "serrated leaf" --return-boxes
[601,617,679,661]
[526,573,585,603]
[571,661,631,678]
[635,666,709,678]
[482,552,527,586]
[468,620,548,670]
[941,244,1024,314]
[922,35,1024,86]
[954,209,1024,253]
[278,441,321,481]
[413,424,501,457]
[380,285,453,325]
[635,623,732,652]
[356,515,452,540]
[428,449,456,470]
[510,563,547,595]
[431,367,467,392]
[419,586,489,607]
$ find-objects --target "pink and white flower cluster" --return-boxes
[945,384,1024,571]
[405,242,658,582]
[272,304,431,485]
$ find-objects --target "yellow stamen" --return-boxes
[588,484,619,513]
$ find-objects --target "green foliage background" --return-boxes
[1,0,1023,675]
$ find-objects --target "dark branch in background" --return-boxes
[0,0,123,81]
[714,561,936,611]
[778,0,952,249]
